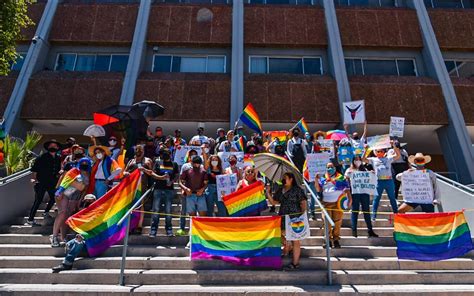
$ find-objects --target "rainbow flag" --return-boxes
[191,216,282,268]
[66,170,142,257]
[243,154,255,167]
[236,137,245,152]
[302,160,310,182]
[394,212,473,261]
[294,117,309,134]
[56,168,81,196]
[239,103,262,134]
[222,181,268,217]
[263,131,288,143]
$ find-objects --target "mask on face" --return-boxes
[79,164,89,171]
[327,167,336,175]
[204,148,209,154]
[293,132,299,137]
[109,140,117,146]
[354,160,362,167]
[48,147,58,153]
[281,179,286,186]
[415,164,425,169]
[376,152,385,158]
[95,153,103,160]
[353,136,360,140]
[75,153,84,159]
[162,153,170,160]
[211,160,219,167]
[229,159,237,166]
[317,136,324,141]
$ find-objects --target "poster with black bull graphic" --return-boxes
[343,100,366,124]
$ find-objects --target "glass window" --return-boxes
[56,54,76,71]
[95,55,111,71]
[207,56,225,73]
[363,59,398,75]
[303,58,322,74]
[10,53,26,71]
[335,0,395,6]
[153,55,172,72]
[396,60,417,76]
[345,59,363,75]
[445,61,458,77]
[428,0,464,8]
[250,57,267,73]
[449,61,474,78]
[266,0,291,3]
[110,55,129,72]
[75,55,95,71]
[179,57,207,73]
[268,58,303,74]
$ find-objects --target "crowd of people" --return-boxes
[24,123,440,272]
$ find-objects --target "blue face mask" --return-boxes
[327,168,336,175]
[416,164,425,169]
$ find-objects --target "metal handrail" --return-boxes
[0,168,31,185]
[435,173,474,195]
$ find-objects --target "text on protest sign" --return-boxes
[306,153,331,180]
[350,171,377,195]
[216,174,238,201]
[318,140,335,157]
[402,170,434,204]
[173,146,202,166]
[367,134,392,150]
[343,100,366,124]
[217,152,245,169]
[390,117,405,138]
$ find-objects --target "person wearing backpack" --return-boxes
[286,128,308,172]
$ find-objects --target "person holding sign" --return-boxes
[204,155,227,217]
[224,154,243,181]
[396,153,439,213]
[364,144,400,221]
[345,156,378,238]
[344,121,367,151]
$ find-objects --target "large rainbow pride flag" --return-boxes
[239,103,262,134]
[394,212,473,261]
[66,170,142,257]
[222,181,268,217]
[191,216,282,268]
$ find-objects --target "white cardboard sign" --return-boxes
[343,100,366,124]
[401,170,434,204]
[350,171,377,195]
[318,140,335,158]
[173,146,202,166]
[217,152,245,169]
[367,134,392,150]
[285,214,310,241]
[306,153,331,180]
[216,173,239,201]
[389,116,405,138]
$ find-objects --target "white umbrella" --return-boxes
[253,153,303,186]
[83,124,106,137]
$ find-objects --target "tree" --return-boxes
[0,0,34,76]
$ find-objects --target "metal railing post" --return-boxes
[324,220,332,285]
[119,215,131,286]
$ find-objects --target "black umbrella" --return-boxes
[132,100,165,119]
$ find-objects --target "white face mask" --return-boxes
[109,140,117,146]
[354,160,362,167]
[317,136,324,141]
[204,148,209,154]
[211,161,219,167]
[96,153,103,160]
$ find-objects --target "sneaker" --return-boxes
[166,230,174,237]
[51,236,60,248]
[352,229,358,238]
[368,230,379,238]
[52,263,72,273]
[176,229,187,236]
[149,230,157,237]
[311,211,316,221]
[333,240,341,249]
[322,241,333,249]
[25,220,41,226]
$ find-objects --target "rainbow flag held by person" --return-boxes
[263,131,289,143]
[191,216,282,268]
[243,154,255,167]
[56,168,81,196]
[394,212,473,261]
[239,103,262,134]
[295,117,309,134]
[66,170,142,257]
[236,137,245,152]
[223,181,268,217]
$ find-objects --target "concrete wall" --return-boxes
[0,171,33,226]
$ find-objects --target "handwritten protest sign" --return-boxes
[367,134,391,150]
[173,146,202,166]
[306,153,331,180]
[216,174,238,201]
[402,170,434,204]
[318,140,335,157]
[350,171,377,195]
[338,146,354,166]
[343,100,365,124]
[218,152,245,169]
[389,116,405,138]
[285,213,310,241]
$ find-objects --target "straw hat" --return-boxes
[313,131,326,140]
[408,153,431,165]
[88,145,111,158]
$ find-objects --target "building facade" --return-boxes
[1,0,473,183]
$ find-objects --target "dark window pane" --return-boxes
[250,57,267,73]
[268,58,303,74]
[249,0,265,3]
[423,0,433,8]
[110,55,129,72]
[266,0,290,3]
[349,0,369,6]
[56,54,76,71]
[179,57,207,72]
[363,59,397,75]
[94,55,111,71]
[207,56,226,73]
[456,61,474,78]
[153,55,172,72]
[334,0,350,5]
[297,0,313,4]
[75,55,95,71]
[379,0,395,6]
[303,58,322,74]
[445,61,457,77]
[171,57,181,72]
[10,54,26,71]
[397,60,417,76]
[345,59,363,76]
[432,0,463,8]
[463,0,473,8]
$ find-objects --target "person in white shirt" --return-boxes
[190,127,209,146]
[344,121,367,150]
[217,130,239,152]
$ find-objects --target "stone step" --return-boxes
[1,256,473,271]
[0,268,473,285]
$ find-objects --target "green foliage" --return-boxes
[3,131,42,175]
[0,0,35,76]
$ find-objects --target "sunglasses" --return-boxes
[245,170,255,175]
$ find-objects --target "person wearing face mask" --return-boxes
[287,128,308,172]
[60,137,76,163]
[315,162,352,249]
[204,155,227,217]
[62,145,85,172]
[26,140,62,226]
[87,145,122,199]
[266,172,307,270]
[304,132,314,154]
[190,127,210,146]
[217,130,239,152]
[396,153,439,214]
[179,156,208,217]
[51,158,91,247]
[233,126,248,144]
[345,156,378,238]
[176,149,198,235]
[224,154,242,181]
[387,140,409,200]
[173,129,186,147]
[344,121,367,150]
[154,127,167,147]
[107,136,121,160]
[364,145,400,221]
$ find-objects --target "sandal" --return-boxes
[284,263,300,271]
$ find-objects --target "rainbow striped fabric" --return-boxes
[394,212,473,261]
[239,103,262,134]
[295,117,309,134]
[66,170,142,257]
[56,168,81,196]
[222,181,268,217]
[191,216,282,268]
[236,137,245,152]
[263,131,289,143]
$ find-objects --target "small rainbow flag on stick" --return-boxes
[292,117,309,134]
[394,212,473,261]
[239,103,262,134]
[66,170,142,257]
[223,181,268,217]
[236,137,245,152]
[191,216,282,268]
[56,168,81,196]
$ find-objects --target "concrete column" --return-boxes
[321,0,352,125]
[1,0,60,136]
[230,0,244,129]
[410,0,474,184]
[119,0,152,106]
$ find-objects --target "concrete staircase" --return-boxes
[0,191,473,295]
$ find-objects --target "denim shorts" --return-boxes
[186,194,207,214]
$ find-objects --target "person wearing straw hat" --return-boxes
[396,153,440,213]
[87,145,121,199]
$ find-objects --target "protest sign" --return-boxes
[338,146,354,166]
[402,170,434,204]
[285,213,310,241]
[367,134,391,150]
[389,116,405,138]
[173,146,202,166]
[343,100,365,124]
[350,171,377,195]
[216,174,239,201]
[318,139,335,157]
[306,153,331,180]
[218,152,245,169]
